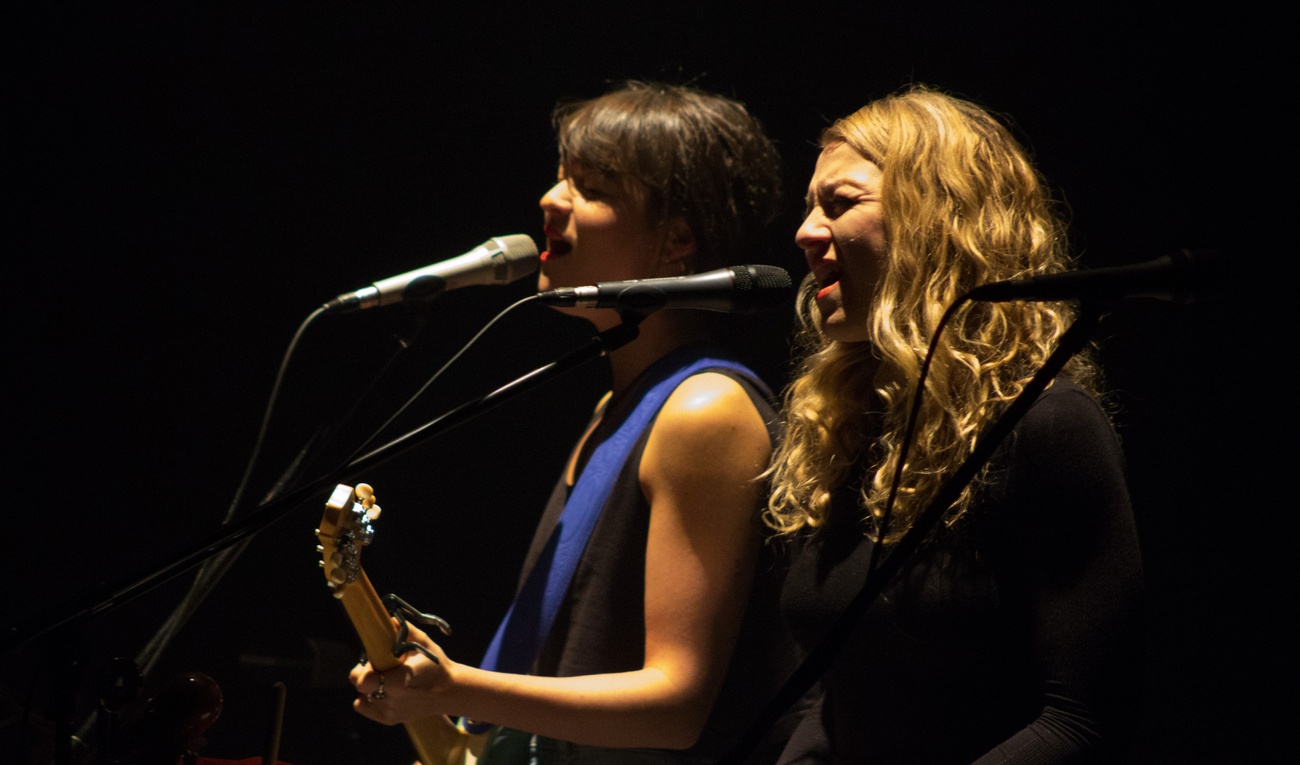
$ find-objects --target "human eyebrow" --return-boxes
[804,177,847,214]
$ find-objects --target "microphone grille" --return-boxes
[493,234,540,261]
[730,264,794,290]
[489,234,541,282]
[727,265,795,312]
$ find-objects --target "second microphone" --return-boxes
[537,265,793,314]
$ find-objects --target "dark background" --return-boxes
[4,2,1288,763]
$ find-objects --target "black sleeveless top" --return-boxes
[480,351,804,764]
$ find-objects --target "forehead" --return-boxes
[808,143,883,191]
[558,160,620,185]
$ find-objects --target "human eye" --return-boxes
[576,181,606,200]
[821,193,856,218]
[564,171,600,200]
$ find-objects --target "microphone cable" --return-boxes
[339,293,543,468]
[82,303,333,753]
[132,304,330,677]
[720,295,966,764]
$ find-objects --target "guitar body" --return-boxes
[318,483,489,765]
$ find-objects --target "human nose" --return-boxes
[796,208,831,260]
[539,179,571,213]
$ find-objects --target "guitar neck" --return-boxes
[336,570,470,765]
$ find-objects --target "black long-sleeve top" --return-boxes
[778,378,1145,764]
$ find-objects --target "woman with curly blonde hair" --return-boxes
[768,86,1144,763]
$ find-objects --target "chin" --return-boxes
[537,267,568,294]
[821,328,857,344]
[814,308,869,344]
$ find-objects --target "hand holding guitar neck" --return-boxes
[317,482,488,765]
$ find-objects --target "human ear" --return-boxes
[662,216,697,270]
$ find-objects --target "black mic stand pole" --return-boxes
[66,307,432,761]
[4,317,643,665]
[719,298,1109,764]
[131,303,434,673]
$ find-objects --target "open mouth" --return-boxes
[543,227,572,260]
[816,279,839,300]
[811,264,841,299]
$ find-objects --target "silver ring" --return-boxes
[367,672,387,701]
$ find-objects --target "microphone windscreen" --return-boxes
[491,234,542,283]
[731,265,795,312]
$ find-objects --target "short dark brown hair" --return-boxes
[553,81,783,273]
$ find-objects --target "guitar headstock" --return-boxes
[316,482,381,598]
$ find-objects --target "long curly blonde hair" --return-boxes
[765,85,1100,542]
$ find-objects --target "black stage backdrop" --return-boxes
[4,3,1287,763]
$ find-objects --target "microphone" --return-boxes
[965,249,1226,305]
[537,265,794,313]
[324,234,539,313]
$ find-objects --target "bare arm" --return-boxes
[350,372,773,749]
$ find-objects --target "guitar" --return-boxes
[317,482,489,765]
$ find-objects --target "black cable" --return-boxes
[719,295,1105,764]
[130,304,329,681]
[129,294,539,690]
[717,296,966,763]
[339,294,542,467]
[869,295,968,573]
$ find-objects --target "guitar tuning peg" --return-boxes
[366,504,382,521]
[355,483,374,500]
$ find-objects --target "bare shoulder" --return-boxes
[656,372,769,443]
[641,372,772,491]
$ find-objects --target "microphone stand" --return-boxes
[719,298,1109,764]
[67,304,432,760]
[4,317,643,666]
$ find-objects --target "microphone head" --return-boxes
[486,234,541,284]
[324,234,541,313]
[728,264,795,313]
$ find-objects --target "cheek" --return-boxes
[853,218,888,282]
[572,199,620,230]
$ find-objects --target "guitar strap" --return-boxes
[465,346,766,733]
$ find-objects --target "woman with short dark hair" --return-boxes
[350,81,799,764]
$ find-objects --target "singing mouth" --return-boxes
[543,227,572,259]
[810,262,841,298]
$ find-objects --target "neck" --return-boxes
[601,310,713,395]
